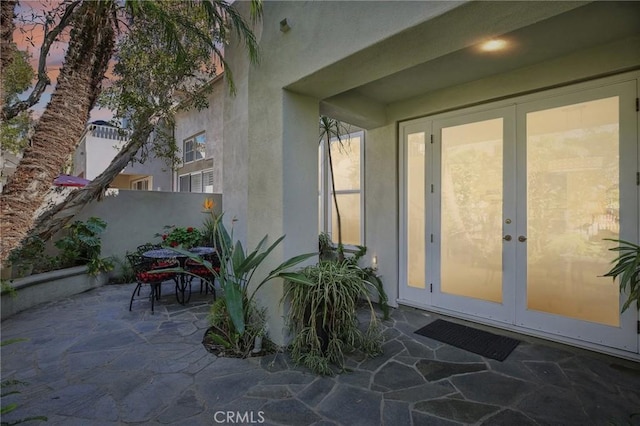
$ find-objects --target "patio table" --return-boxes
[142,247,215,304]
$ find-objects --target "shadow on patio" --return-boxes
[1,283,638,425]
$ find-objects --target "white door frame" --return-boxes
[431,107,516,324]
[398,71,639,355]
[513,79,638,352]
[399,121,432,305]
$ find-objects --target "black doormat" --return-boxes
[415,319,520,361]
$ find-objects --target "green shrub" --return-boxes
[284,260,383,375]
[54,217,113,275]
[165,214,315,357]
[157,225,203,248]
[604,239,640,312]
[6,236,54,277]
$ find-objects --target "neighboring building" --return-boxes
[173,75,224,194]
[181,1,639,360]
[73,120,173,191]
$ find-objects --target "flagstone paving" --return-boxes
[1,283,639,425]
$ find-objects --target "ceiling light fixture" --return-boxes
[481,39,507,52]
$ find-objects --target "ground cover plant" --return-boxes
[6,216,113,278]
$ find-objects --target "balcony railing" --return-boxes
[89,125,129,141]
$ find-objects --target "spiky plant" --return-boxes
[284,260,382,375]
[604,239,640,312]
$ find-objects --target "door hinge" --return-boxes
[636,172,639,186]
[430,134,434,144]
[636,97,639,112]
[430,283,433,293]
[430,234,434,243]
[430,184,434,193]
[637,320,640,334]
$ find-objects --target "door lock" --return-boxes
[503,235,512,241]
[518,236,527,242]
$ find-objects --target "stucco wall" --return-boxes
[222,0,640,345]
[72,190,223,262]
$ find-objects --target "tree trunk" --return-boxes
[0,3,115,263]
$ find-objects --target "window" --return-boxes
[131,177,150,190]
[179,169,214,193]
[319,130,364,246]
[183,133,206,163]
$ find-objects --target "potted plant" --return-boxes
[157,225,203,249]
[604,239,640,312]
[284,260,383,375]
[318,236,390,320]
[163,213,315,358]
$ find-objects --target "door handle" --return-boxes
[503,235,512,241]
[518,236,527,242]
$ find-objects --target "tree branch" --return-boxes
[2,1,81,121]
[30,119,155,241]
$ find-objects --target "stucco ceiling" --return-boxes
[350,1,640,105]
[307,1,640,127]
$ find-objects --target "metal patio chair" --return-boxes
[127,253,178,313]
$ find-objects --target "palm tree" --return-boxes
[0,0,262,263]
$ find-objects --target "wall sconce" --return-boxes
[280,18,291,33]
[371,255,378,271]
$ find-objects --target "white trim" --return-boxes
[431,107,516,324]
[182,132,206,164]
[320,130,365,247]
[178,168,214,193]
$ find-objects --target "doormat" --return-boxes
[415,319,520,361]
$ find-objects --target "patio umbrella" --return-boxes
[53,174,90,187]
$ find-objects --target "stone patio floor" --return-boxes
[1,283,639,425]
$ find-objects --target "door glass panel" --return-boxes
[407,133,425,288]
[441,119,503,303]
[526,96,620,326]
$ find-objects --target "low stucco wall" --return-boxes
[2,191,223,320]
[65,190,223,263]
[1,266,108,320]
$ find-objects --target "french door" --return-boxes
[399,76,639,353]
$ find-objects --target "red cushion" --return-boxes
[137,271,175,283]
[188,266,219,276]
[152,261,175,269]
